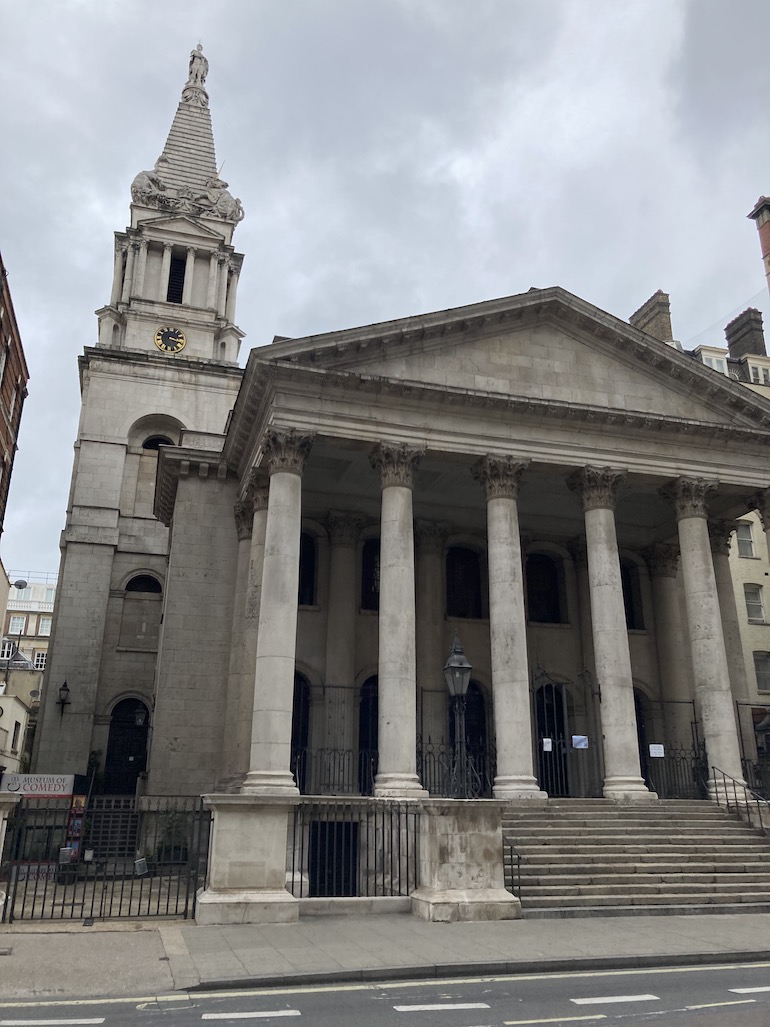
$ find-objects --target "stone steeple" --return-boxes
[97,45,246,364]
[129,45,245,227]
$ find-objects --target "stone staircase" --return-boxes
[503,799,770,918]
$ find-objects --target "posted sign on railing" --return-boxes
[0,773,75,796]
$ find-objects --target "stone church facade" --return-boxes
[34,49,770,817]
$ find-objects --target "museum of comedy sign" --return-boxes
[0,773,75,796]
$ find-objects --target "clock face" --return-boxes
[154,326,187,354]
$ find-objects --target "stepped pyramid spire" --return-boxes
[130,45,244,224]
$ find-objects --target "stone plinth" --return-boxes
[410,799,520,922]
[196,793,299,925]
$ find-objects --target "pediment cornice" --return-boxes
[154,446,234,525]
[259,287,770,429]
[222,357,770,476]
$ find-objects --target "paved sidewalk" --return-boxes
[2,912,770,1000]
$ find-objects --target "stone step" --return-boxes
[517,881,770,898]
[513,843,768,856]
[505,815,746,828]
[508,827,757,839]
[507,852,770,868]
[516,871,770,887]
[523,890,770,908]
[522,901,770,920]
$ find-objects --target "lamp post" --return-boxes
[3,578,28,690]
[444,636,473,798]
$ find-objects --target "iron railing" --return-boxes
[1,796,209,922]
[646,748,708,799]
[710,765,770,836]
[503,838,521,901]
[288,798,419,898]
[417,738,495,798]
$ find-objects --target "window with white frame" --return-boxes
[745,584,765,623]
[33,651,46,670]
[0,640,13,659]
[38,617,52,636]
[14,586,31,601]
[44,588,55,603]
[755,652,770,693]
[736,522,756,558]
[8,615,25,634]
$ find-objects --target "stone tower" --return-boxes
[34,47,245,789]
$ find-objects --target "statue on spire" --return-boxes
[182,43,209,108]
[187,44,208,88]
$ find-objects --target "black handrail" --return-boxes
[710,765,770,836]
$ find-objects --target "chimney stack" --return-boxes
[748,196,770,299]
[725,307,766,358]
[629,290,675,345]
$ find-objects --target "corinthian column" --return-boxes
[567,466,654,801]
[242,430,314,795]
[415,520,449,742]
[324,511,363,764]
[370,442,427,797]
[661,479,744,790]
[228,472,269,785]
[472,456,544,799]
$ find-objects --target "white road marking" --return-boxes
[730,986,770,993]
[571,994,659,1005]
[394,1003,490,1012]
[686,999,756,1010]
[504,1017,607,1025]
[0,1021,106,1026]
[201,1014,301,1021]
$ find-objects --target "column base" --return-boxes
[240,770,299,796]
[196,887,298,925]
[374,773,428,798]
[603,776,658,802]
[411,886,521,922]
[493,776,548,801]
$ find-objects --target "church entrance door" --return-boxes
[103,698,149,795]
[535,682,570,797]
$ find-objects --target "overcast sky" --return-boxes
[1,0,770,576]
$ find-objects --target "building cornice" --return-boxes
[154,446,235,526]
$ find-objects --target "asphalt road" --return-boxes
[2,963,770,1026]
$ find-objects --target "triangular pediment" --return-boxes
[263,288,770,431]
[137,214,225,242]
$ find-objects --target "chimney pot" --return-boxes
[629,290,674,344]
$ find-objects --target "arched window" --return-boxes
[298,533,317,606]
[125,574,162,593]
[446,546,483,619]
[142,435,173,451]
[361,538,380,611]
[526,552,565,624]
[120,575,163,649]
[621,560,644,630]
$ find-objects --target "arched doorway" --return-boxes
[358,676,378,795]
[291,673,311,792]
[103,698,150,795]
[535,682,569,797]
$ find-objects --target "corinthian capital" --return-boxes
[707,519,734,557]
[327,510,364,546]
[370,442,423,489]
[642,543,680,578]
[233,500,253,541]
[566,466,626,512]
[660,477,718,520]
[262,428,314,476]
[415,519,449,554]
[243,467,269,512]
[471,455,529,500]
[750,488,770,529]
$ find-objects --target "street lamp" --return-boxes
[134,704,147,727]
[444,636,473,798]
[57,680,71,720]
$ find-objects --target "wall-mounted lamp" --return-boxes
[134,705,147,728]
[57,680,71,720]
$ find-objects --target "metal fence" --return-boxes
[645,748,708,799]
[1,796,210,922]
[287,799,419,899]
